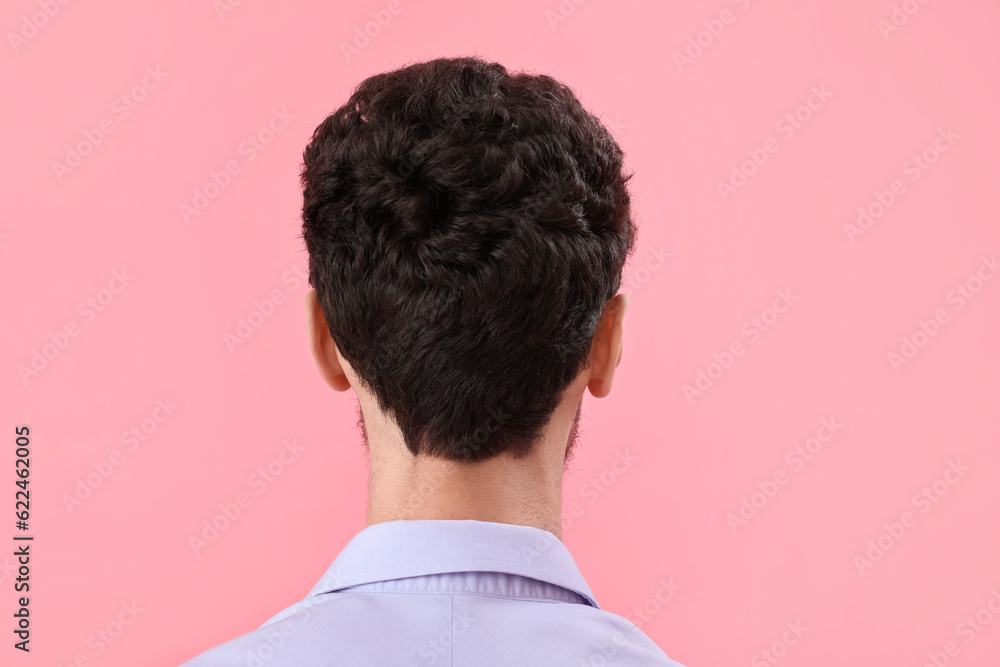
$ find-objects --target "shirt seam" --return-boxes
[328,588,585,605]
[320,557,579,583]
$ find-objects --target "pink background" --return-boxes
[3,0,999,665]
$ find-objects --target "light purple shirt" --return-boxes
[181,519,685,666]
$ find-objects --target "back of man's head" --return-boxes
[301,56,635,463]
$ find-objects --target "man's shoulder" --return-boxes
[179,596,346,666]
[181,590,687,666]
[518,602,687,666]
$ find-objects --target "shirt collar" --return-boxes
[306,519,599,608]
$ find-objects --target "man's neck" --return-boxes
[366,447,565,537]
[359,393,583,540]
[358,382,583,539]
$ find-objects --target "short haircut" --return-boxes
[301,56,635,461]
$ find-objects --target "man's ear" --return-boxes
[305,290,352,392]
[586,294,628,399]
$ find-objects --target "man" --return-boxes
[182,56,685,666]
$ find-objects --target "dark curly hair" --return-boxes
[301,56,636,462]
